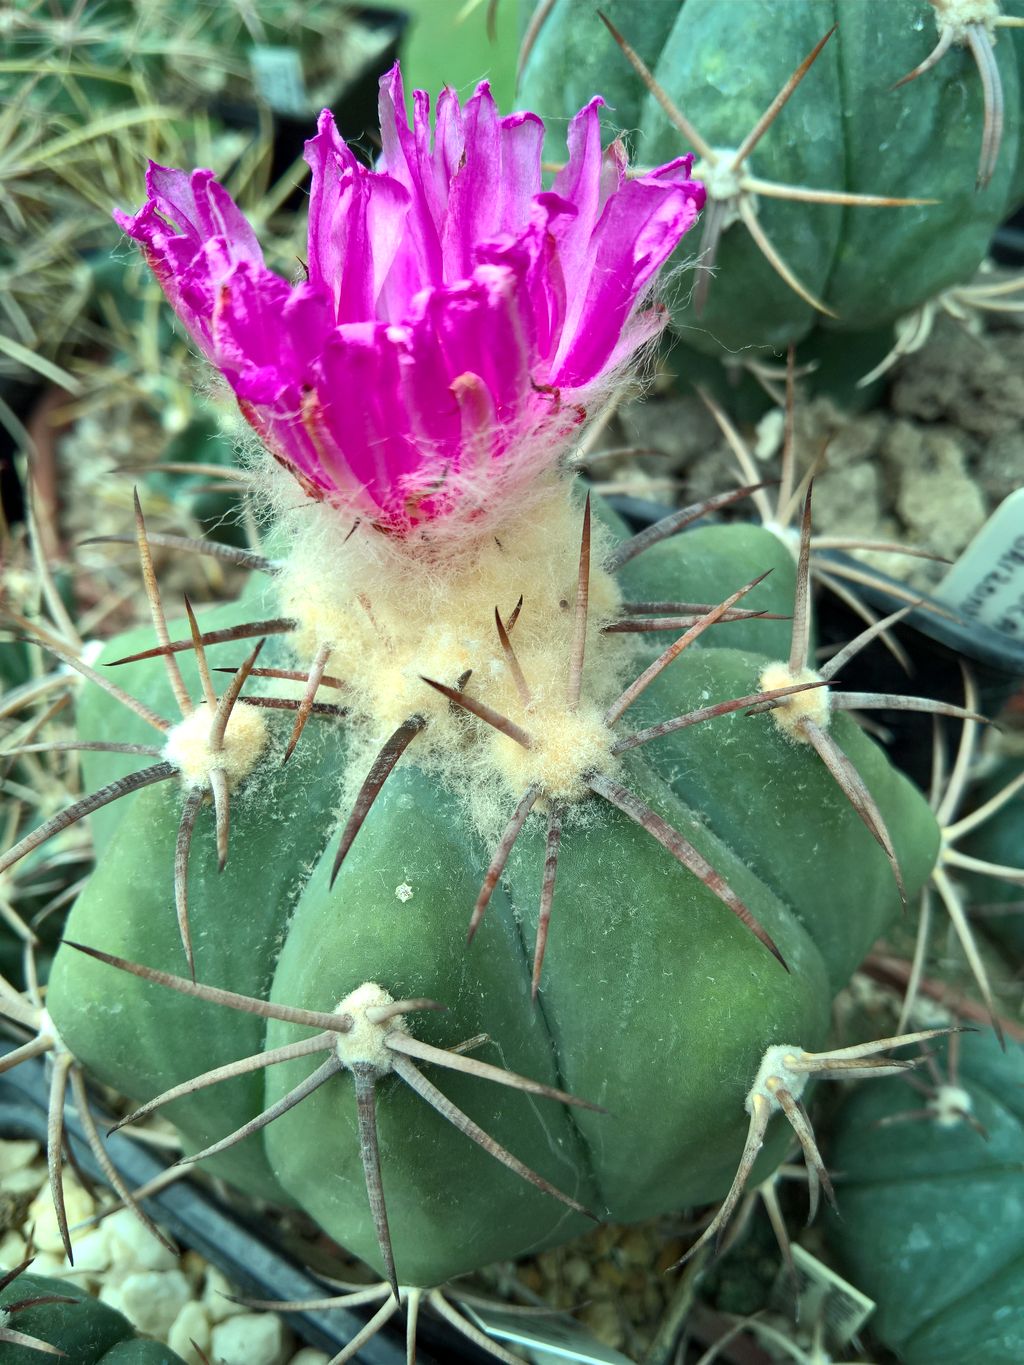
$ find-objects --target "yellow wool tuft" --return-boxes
[931,0,1000,40]
[274,479,632,824]
[333,982,408,1072]
[758,662,831,742]
[163,702,269,790]
[489,700,617,804]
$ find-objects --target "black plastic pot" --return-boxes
[810,548,1024,789]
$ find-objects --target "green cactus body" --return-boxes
[0,1270,186,1364]
[519,0,1024,355]
[826,1033,1024,1364]
[43,488,940,1287]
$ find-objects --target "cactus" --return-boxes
[26,495,946,1291]
[825,1031,1024,1364]
[0,63,966,1302]
[689,375,1020,1041]
[0,1259,186,1362]
[518,0,1024,358]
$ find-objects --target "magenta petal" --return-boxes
[304,110,361,297]
[305,110,411,322]
[314,324,429,516]
[377,65,444,288]
[114,62,707,531]
[209,268,293,403]
[550,171,705,388]
[419,267,533,427]
[551,98,609,235]
[442,83,544,277]
[146,164,263,263]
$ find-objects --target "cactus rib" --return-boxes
[329,714,427,885]
[64,944,602,1282]
[596,12,932,316]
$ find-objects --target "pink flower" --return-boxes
[115,64,704,533]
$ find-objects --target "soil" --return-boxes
[604,313,1024,593]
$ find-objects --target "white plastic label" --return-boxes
[464,1303,634,1364]
[772,1244,875,1348]
[249,46,308,117]
[934,488,1024,641]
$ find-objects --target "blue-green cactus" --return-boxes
[519,0,1024,358]
[826,1032,1024,1365]
[25,495,944,1289]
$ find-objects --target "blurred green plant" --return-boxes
[0,1258,187,1362]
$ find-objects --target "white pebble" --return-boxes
[116,1269,192,1336]
[169,1301,213,1365]
[289,1351,330,1365]
[27,1177,94,1254]
[69,1229,111,1276]
[0,1232,26,1265]
[104,1207,178,1272]
[203,1265,246,1322]
[212,1311,293,1365]
[0,1140,39,1177]
[25,1251,67,1280]
[2,1165,46,1197]
[99,1279,130,1317]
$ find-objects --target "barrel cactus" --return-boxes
[519,0,1024,358]
[1,63,961,1302]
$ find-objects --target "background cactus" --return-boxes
[825,1031,1024,1365]
[519,0,1024,359]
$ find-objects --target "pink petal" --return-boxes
[418,266,533,427]
[550,165,705,388]
[377,65,444,289]
[442,83,544,278]
[146,165,262,259]
[313,323,427,519]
